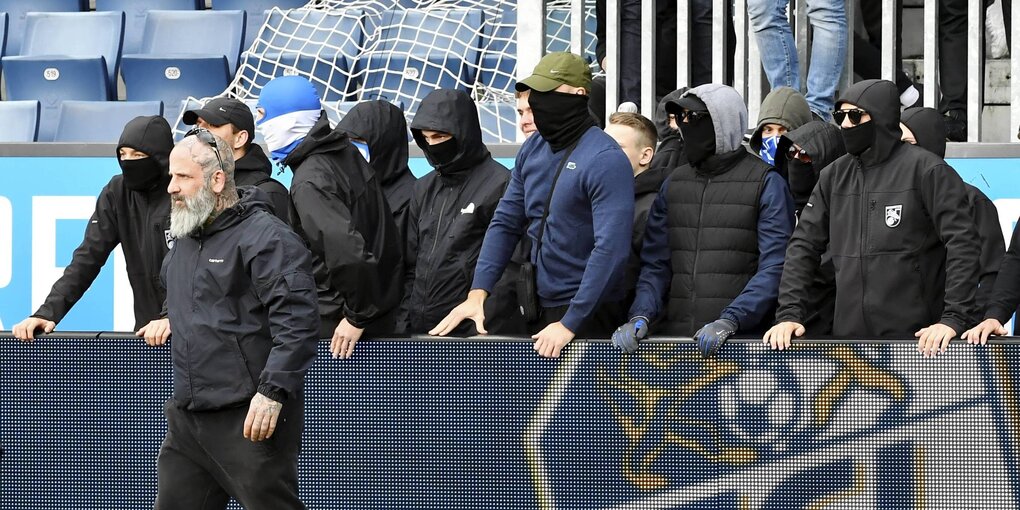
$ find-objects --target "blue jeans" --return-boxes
[748,0,847,120]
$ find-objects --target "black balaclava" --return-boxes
[834,80,902,165]
[424,138,459,169]
[410,89,492,177]
[527,89,596,152]
[840,122,875,156]
[116,115,174,192]
[900,107,947,158]
[679,115,716,165]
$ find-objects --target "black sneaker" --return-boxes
[944,109,967,142]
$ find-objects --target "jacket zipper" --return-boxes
[421,187,451,319]
[858,160,873,333]
[690,177,711,329]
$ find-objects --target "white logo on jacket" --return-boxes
[164,229,175,249]
[208,258,224,263]
[885,205,902,228]
[460,203,475,215]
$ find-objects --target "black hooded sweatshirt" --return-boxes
[402,90,520,335]
[335,100,417,241]
[649,88,687,172]
[233,143,291,224]
[775,120,846,215]
[33,115,174,330]
[776,80,981,336]
[900,107,1005,312]
[283,112,404,334]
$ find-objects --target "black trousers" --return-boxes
[155,399,304,510]
[938,0,969,112]
[855,0,914,94]
[527,300,626,339]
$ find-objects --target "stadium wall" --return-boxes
[2,334,1020,508]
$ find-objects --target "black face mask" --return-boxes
[527,89,596,152]
[678,115,716,164]
[425,137,459,171]
[786,159,816,196]
[120,157,165,191]
[841,121,875,156]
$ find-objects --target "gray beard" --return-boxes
[169,185,217,238]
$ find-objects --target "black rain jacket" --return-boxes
[162,187,319,411]
[234,143,291,224]
[402,90,520,335]
[34,115,173,330]
[775,120,846,215]
[283,112,404,333]
[776,80,981,336]
[335,100,417,241]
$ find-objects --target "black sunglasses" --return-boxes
[832,108,868,125]
[184,127,224,172]
[786,145,812,164]
[677,110,710,124]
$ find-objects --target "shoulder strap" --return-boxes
[535,140,581,255]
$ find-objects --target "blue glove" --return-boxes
[694,318,738,357]
[612,316,649,354]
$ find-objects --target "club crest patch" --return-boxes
[885,205,902,228]
[165,229,175,249]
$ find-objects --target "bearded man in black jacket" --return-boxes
[765,79,982,357]
[13,115,174,340]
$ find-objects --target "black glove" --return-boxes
[694,318,737,357]
[611,316,649,354]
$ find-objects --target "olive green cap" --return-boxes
[515,52,592,93]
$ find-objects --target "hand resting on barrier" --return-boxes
[962,318,1008,346]
[915,323,957,358]
[763,321,805,350]
[136,318,171,346]
[11,317,56,342]
[429,289,489,337]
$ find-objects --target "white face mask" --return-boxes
[257,109,321,152]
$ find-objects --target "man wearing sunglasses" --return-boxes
[153,130,318,509]
[765,79,982,358]
[612,84,796,357]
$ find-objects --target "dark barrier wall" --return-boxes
[3,335,1020,508]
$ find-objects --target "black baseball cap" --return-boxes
[664,94,708,115]
[183,97,255,146]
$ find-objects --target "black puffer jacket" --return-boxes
[335,100,417,240]
[284,112,404,334]
[163,187,319,411]
[34,115,173,330]
[233,143,290,224]
[402,90,518,335]
[776,80,982,336]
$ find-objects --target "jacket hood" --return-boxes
[335,100,414,186]
[203,186,274,237]
[685,84,747,154]
[836,79,903,165]
[900,107,947,158]
[409,89,490,176]
[235,143,273,177]
[750,86,812,151]
[776,121,846,175]
[281,111,350,168]
[117,115,174,172]
[634,165,670,196]
[655,87,688,142]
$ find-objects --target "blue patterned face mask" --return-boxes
[759,135,780,166]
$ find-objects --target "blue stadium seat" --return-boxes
[95,0,203,56]
[475,101,516,144]
[236,8,365,102]
[54,101,163,143]
[0,100,40,142]
[357,9,484,114]
[0,0,87,56]
[121,10,246,123]
[212,0,307,51]
[478,9,515,95]
[2,12,125,141]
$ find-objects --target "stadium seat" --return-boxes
[475,101,516,144]
[212,0,307,51]
[0,0,87,56]
[357,9,485,114]
[236,8,366,103]
[121,10,246,123]
[2,12,125,141]
[545,8,598,61]
[95,0,203,56]
[0,100,40,142]
[477,9,516,96]
[53,101,163,143]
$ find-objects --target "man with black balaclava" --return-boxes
[255,76,403,359]
[335,100,417,239]
[765,79,982,358]
[611,84,796,358]
[13,116,175,341]
[649,87,688,172]
[429,52,634,359]
[399,89,521,336]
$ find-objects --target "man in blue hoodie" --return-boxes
[429,52,635,358]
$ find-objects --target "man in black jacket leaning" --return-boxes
[256,76,403,359]
[141,130,319,509]
[765,79,982,357]
[12,115,174,340]
[400,89,521,335]
[183,97,290,223]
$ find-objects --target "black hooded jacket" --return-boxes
[776,80,982,336]
[624,165,671,303]
[649,88,687,172]
[775,120,846,215]
[335,100,417,240]
[901,106,1005,311]
[283,112,404,333]
[233,143,290,224]
[402,90,517,335]
[33,115,174,330]
[162,187,319,411]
